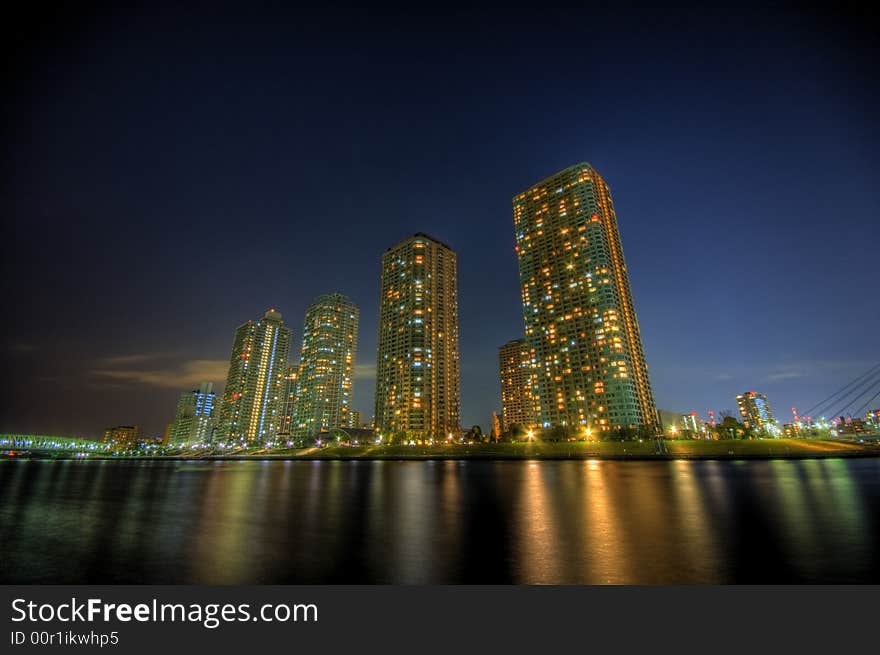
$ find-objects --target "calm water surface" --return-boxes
[1,458,878,584]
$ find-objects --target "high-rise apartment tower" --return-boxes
[292,293,359,437]
[736,391,777,433]
[498,338,534,432]
[169,381,216,445]
[513,163,657,433]
[217,308,292,442]
[375,234,461,439]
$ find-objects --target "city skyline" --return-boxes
[19,199,870,442]
[3,205,878,439]
[3,6,877,437]
[2,205,875,439]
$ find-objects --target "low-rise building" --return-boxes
[103,425,139,447]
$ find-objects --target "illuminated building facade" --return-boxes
[680,411,703,435]
[169,381,216,445]
[513,163,657,433]
[837,418,870,435]
[278,364,299,435]
[292,293,359,437]
[498,338,534,431]
[349,410,362,429]
[217,308,292,442]
[375,233,460,439]
[102,425,139,447]
[736,391,777,433]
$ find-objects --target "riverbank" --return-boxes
[14,438,879,461]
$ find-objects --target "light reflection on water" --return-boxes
[0,458,877,584]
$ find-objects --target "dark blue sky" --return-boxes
[3,4,877,437]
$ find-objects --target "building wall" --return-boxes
[512,163,657,432]
[375,234,461,439]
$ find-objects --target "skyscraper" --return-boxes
[217,308,292,443]
[278,364,299,435]
[736,391,777,433]
[169,381,216,445]
[375,233,461,440]
[498,338,534,432]
[292,293,359,438]
[513,163,657,434]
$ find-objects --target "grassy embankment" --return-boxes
[179,438,880,460]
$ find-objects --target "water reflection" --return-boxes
[0,458,878,584]
[669,460,722,583]
[515,462,561,583]
[582,461,631,583]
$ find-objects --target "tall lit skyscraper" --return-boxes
[292,293,359,438]
[169,381,216,445]
[498,338,534,432]
[736,391,777,433]
[278,364,299,435]
[375,233,460,439]
[513,163,657,434]
[217,308,292,442]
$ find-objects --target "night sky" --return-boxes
[3,4,877,438]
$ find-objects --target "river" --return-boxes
[1,458,877,583]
